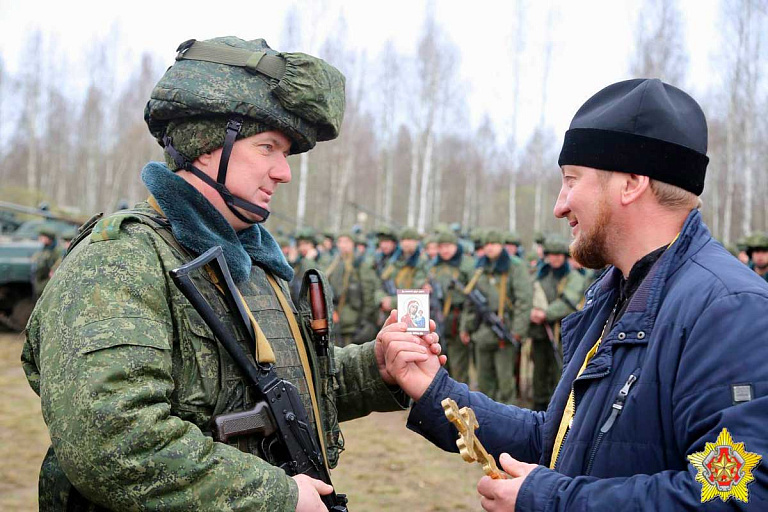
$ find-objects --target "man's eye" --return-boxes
[261,144,273,152]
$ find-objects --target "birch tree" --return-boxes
[630,0,688,85]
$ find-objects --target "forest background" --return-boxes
[0,0,766,248]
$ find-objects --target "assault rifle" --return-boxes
[382,278,397,296]
[451,278,519,350]
[170,246,347,512]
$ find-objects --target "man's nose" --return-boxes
[553,186,569,219]
[272,154,292,183]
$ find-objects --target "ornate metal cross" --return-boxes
[441,398,507,479]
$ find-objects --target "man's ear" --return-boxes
[196,152,212,169]
[620,173,651,206]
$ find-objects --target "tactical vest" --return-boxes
[68,207,344,467]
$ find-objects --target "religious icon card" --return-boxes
[397,289,430,335]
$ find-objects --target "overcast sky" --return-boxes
[0,0,722,146]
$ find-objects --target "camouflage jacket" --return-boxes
[529,263,586,341]
[427,247,476,335]
[31,243,62,293]
[22,203,407,512]
[324,253,378,336]
[460,250,533,346]
[374,248,428,305]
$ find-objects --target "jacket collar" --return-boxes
[477,248,511,274]
[389,246,422,267]
[568,209,710,377]
[433,244,464,267]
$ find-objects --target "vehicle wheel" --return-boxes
[7,296,36,332]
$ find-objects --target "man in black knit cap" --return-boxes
[385,79,768,511]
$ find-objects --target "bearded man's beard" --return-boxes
[571,198,612,270]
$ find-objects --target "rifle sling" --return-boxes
[266,274,330,471]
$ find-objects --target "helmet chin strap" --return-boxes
[162,116,271,224]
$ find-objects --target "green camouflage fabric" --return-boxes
[324,253,379,345]
[529,263,586,409]
[374,249,428,307]
[428,248,476,384]
[460,252,532,403]
[145,37,345,156]
[31,244,62,294]
[22,203,406,511]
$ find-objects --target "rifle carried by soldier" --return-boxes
[171,246,348,512]
[451,278,519,350]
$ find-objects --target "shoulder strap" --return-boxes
[463,268,484,294]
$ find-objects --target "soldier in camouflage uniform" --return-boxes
[745,232,768,282]
[528,235,586,411]
[427,230,476,384]
[324,232,379,346]
[22,37,440,512]
[31,226,62,295]
[422,234,439,268]
[375,227,428,315]
[460,230,532,403]
[504,231,522,258]
[372,226,398,277]
[470,227,486,260]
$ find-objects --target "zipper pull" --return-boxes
[600,370,639,433]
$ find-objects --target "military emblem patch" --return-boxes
[688,428,762,503]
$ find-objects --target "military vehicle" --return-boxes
[0,201,83,331]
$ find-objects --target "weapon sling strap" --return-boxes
[463,268,483,294]
[395,266,416,288]
[265,274,330,471]
[432,267,460,318]
[498,273,508,320]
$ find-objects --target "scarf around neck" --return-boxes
[141,162,293,284]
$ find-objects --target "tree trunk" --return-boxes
[296,152,309,229]
[407,140,419,227]
[417,131,434,232]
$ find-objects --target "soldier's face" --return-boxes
[484,243,503,260]
[753,249,768,269]
[378,239,396,255]
[189,131,292,230]
[547,253,566,269]
[505,244,518,255]
[297,240,314,256]
[400,239,420,254]
[438,243,457,261]
[337,236,354,256]
[555,165,614,269]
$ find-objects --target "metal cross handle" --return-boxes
[441,398,507,479]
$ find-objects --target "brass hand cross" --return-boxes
[442,398,507,479]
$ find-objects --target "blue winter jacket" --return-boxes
[408,210,768,510]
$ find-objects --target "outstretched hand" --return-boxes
[375,310,445,399]
[477,454,538,511]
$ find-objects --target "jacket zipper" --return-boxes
[552,369,611,472]
[584,369,640,475]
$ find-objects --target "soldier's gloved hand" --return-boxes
[375,310,445,386]
[293,474,333,511]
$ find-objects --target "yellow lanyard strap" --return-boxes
[497,273,508,319]
[265,274,330,470]
[550,233,681,469]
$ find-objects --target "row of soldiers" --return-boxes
[277,225,593,410]
[278,225,768,410]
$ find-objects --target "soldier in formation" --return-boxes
[745,232,768,282]
[528,235,586,411]
[459,229,532,403]
[31,226,62,295]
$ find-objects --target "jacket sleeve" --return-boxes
[515,291,768,511]
[33,231,299,512]
[358,261,380,323]
[510,260,533,338]
[407,368,546,464]
[333,341,409,422]
[545,272,585,322]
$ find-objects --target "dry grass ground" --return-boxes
[1,331,487,511]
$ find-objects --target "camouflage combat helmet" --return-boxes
[504,231,522,246]
[543,235,570,255]
[470,228,486,247]
[376,226,399,242]
[483,230,504,246]
[144,37,346,224]
[38,226,57,238]
[294,227,317,244]
[399,227,422,241]
[745,232,768,256]
[435,229,458,245]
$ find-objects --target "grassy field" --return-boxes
[0,331,486,511]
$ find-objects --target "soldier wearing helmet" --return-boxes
[745,232,768,282]
[528,234,586,411]
[22,37,440,512]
